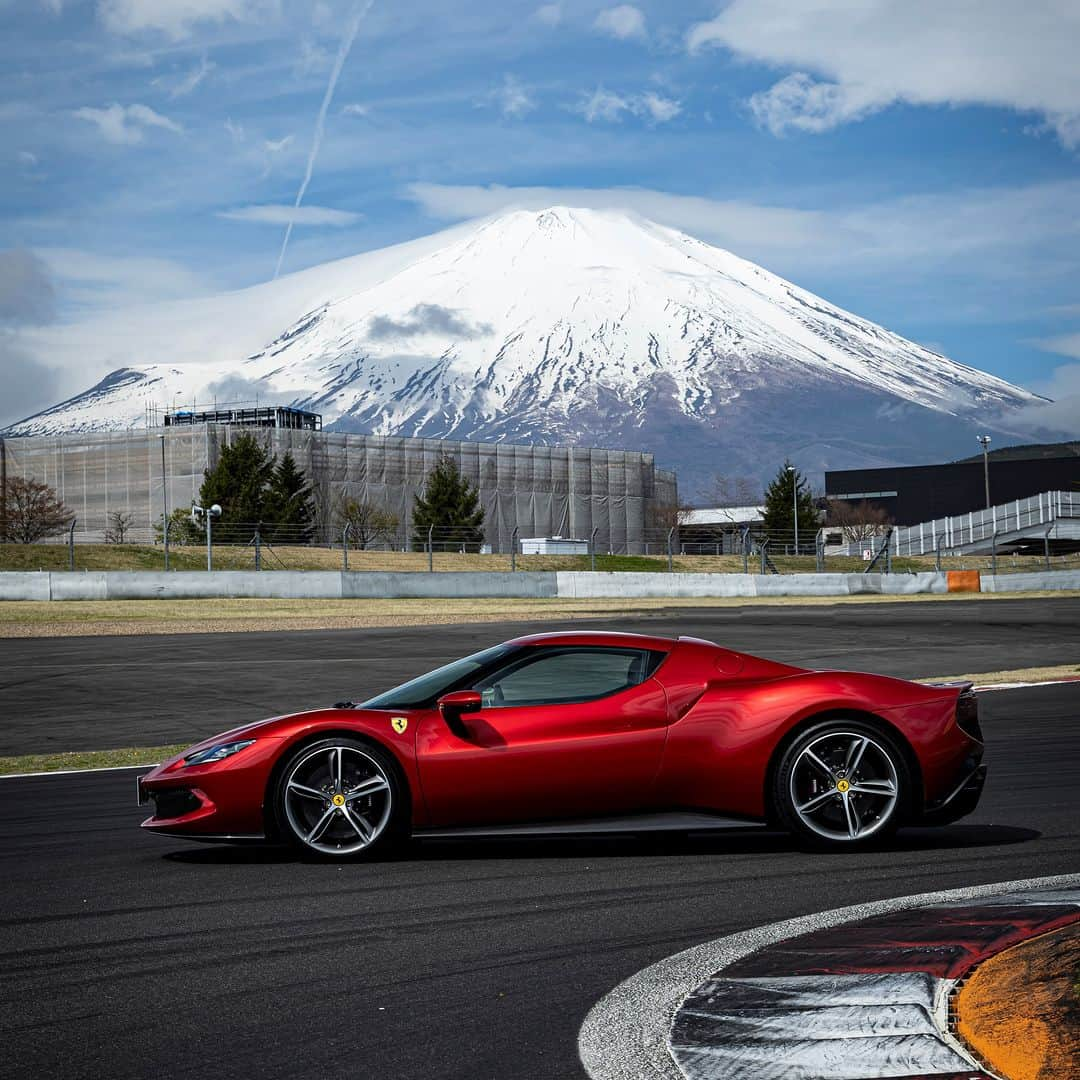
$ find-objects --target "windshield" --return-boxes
[360,644,518,710]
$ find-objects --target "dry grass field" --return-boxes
[2,542,1077,575]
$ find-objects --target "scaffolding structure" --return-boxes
[0,427,678,553]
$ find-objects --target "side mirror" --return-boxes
[437,690,482,739]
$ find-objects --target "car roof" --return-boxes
[506,630,679,651]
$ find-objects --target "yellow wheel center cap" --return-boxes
[332,793,346,807]
[836,779,851,794]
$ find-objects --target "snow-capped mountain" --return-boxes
[4,207,1048,490]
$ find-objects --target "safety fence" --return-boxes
[5,521,1079,575]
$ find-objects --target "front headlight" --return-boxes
[184,739,256,766]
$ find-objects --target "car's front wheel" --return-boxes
[773,721,910,848]
[275,738,406,859]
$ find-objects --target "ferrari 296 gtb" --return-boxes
[137,631,986,857]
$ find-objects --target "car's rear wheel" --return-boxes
[275,738,405,859]
[773,721,910,848]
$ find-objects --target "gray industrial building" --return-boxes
[0,416,678,553]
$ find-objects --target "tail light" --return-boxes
[956,686,982,742]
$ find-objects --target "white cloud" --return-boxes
[35,247,207,307]
[578,87,632,123]
[639,91,681,124]
[490,74,535,119]
[687,1,1080,148]
[168,52,214,98]
[218,204,361,226]
[533,3,560,27]
[1038,332,1080,361]
[341,102,370,117]
[259,133,293,176]
[1005,361,1080,436]
[98,0,256,38]
[73,103,183,145]
[748,72,885,136]
[224,117,244,142]
[594,4,645,41]
[403,179,1080,284]
[576,87,680,125]
[263,134,293,155]
[18,150,39,168]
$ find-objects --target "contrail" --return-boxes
[273,0,374,280]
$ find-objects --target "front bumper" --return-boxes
[137,738,282,839]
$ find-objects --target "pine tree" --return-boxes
[761,461,818,551]
[412,454,485,551]
[265,452,315,543]
[198,432,276,543]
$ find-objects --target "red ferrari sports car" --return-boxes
[137,631,986,857]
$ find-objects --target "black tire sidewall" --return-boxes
[274,736,408,860]
[773,719,911,849]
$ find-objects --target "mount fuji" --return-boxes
[4,206,1048,492]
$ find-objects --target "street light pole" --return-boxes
[787,465,799,555]
[977,434,991,509]
[159,435,169,570]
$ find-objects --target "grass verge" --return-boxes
[917,664,1080,686]
[1,590,1077,638]
[0,744,186,776]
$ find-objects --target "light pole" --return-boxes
[191,503,222,570]
[787,464,799,555]
[977,434,991,509]
[159,435,169,569]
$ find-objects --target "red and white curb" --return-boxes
[577,874,1080,1080]
[670,886,1080,1079]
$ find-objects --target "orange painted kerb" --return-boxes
[947,570,982,592]
[955,922,1080,1080]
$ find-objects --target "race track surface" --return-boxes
[2,595,1077,755]
[2,681,1078,1080]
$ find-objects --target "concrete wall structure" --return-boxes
[4,568,1077,601]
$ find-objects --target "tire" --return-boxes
[772,720,910,849]
[274,737,407,860]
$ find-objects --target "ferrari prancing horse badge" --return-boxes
[391,717,408,734]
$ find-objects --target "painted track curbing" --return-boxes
[577,873,1080,1080]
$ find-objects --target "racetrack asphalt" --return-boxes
[1,595,1077,755]
[1,678,1078,1077]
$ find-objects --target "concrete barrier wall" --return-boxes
[556,571,948,599]
[0,572,52,601]
[3,569,1077,602]
[340,571,556,599]
[981,570,1080,592]
[0,570,558,601]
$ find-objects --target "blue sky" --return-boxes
[2,0,1079,427]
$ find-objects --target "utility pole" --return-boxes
[977,434,991,509]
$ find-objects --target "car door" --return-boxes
[415,646,670,826]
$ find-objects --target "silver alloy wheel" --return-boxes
[788,730,899,842]
[283,744,392,855]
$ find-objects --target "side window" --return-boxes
[473,648,655,707]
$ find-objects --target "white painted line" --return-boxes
[974,678,1080,692]
[577,872,1080,1080]
[0,763,159,780]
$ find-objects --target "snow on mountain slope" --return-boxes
[4,207,1047,488]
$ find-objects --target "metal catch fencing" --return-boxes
[8,518,1080,575]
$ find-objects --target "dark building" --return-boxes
[164,405,322,431]
[825,442,1080,525]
